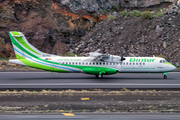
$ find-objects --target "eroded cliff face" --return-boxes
[0,0,103,58]
[57,0,176,13]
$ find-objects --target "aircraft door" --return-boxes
[52,62,56,71]
[117,62,122,72]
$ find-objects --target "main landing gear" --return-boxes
[163,72,167,79]
[95,73,104,78]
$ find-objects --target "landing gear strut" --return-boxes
[164,75,167,79]
[95,74,99,78]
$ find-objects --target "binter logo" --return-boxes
[130,58,156,62]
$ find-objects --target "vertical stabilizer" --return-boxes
[9,31,56,59]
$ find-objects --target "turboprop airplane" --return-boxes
[8,31,176,79]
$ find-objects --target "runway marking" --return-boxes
[0,114,179,117]
[0,83,180,86]
[62,113,75,116]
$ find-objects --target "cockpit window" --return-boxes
[160,60,168,63]
[164,60,168,63]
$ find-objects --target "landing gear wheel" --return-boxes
[95,74,99,78]
[100,74,104,78]
[164,75,167,79]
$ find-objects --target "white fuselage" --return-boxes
[10,56,175,73]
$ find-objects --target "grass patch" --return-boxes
[130,10,141,17]
[107,15,117,21]
[152,12,164,18]
[141,11,152,20]
[121,11,128,17]
[92,14,97,18]
[112,5,120,11]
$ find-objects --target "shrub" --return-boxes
[130,10,141,17]
[178,10,180,14]
[146,8,152,11]
[92,14,97,18]
[158,8,162,12]
[141,11,152,20]
[121,11,128,17]
[153,12,164,18]
[102,9,107,14]
[112,5,119,11]
[107,15,116,21]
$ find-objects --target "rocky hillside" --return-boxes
[74,13,180,62]
[0,0,180,62]
[57,0,176,13]
[0,0,105,58]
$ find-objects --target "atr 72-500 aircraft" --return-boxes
[9,31,176,79]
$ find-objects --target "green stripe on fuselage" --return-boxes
[16,54,69,72]
[164,62,175,67]
[63,64,117,75]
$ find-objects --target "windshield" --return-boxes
[160,60,168,63]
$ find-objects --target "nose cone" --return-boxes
[172,65,176,71]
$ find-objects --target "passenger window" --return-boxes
[72,62,74,65]
[59,62,61,65]
[103,63,105,65]
[130,63,131,65]
[123,62,125,65]
[116,63,118,65]
[106,62,108,65]
[100,62,102,65]
[143,63,145,65]
[82,62,84,65]
[66,62,68,64]
[120,62,122,65]
[62,62,64,65]
[133,63,135,65]
[93,62,95,65]
[86,62,88,65]
[96,62,98,65]
[69,62,71,65]
[126,63,128,65]
[139,63,142,65]
[79,62,81,65]
[75,62,77,65]
[89,62,91,65]
[110,63,112,65]
[136,63,138,65]
[113,63,115,65]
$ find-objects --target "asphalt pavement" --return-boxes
[0,72,179,89]
[0,113,180,120]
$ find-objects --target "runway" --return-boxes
[0,72,180,89]
[0,113,180,120]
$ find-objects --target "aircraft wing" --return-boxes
[89,52,110,61]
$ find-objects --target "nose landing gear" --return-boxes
[164,75,167,79]
[163,72,167,79]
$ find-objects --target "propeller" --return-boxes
[120,53,126,61]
